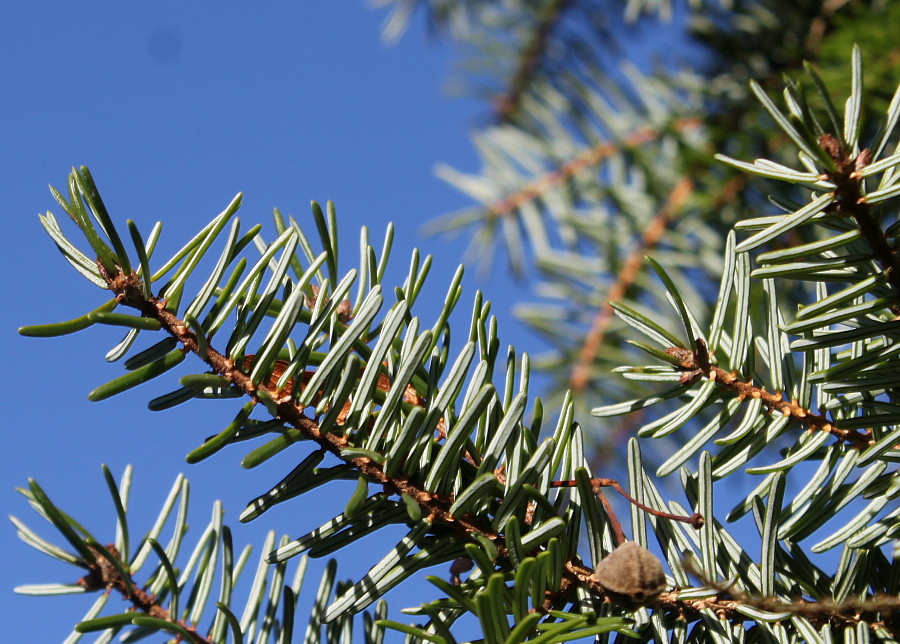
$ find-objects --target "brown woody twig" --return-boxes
[818,133,900,315]
[77,544,210,644]
[667,339,876,450]
[485,118,702,222]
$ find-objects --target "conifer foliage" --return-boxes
[12,1,900,642]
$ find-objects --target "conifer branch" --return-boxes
[565,559,898,634]
[564,551,900,634]
[15,6,900,639]
[484,118,702,222]
[681,556,900,637]
[106,261,874,627]
[96,260,899,635]
[102,266,501,546]
[666,340,879,450]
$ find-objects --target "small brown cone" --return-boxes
[593,542,667,609]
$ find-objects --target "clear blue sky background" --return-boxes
[0,3,519,640]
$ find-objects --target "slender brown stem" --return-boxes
[77,544,210,644]
[595,490,625,546]
[551,477,705,529]
[667,338,880,450]
[485,118,701,222]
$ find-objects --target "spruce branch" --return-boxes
[681,555,900,638]
[93,258,811,627]
[95,262,525,563]
[87,259,900,634]
[564,556,898,634]
[15,4,900,640]
[483,117,702,223]
[666,339,878,450]
[101,265,501,546]
[22,157,899,639]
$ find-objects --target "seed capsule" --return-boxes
[593,542,667,609]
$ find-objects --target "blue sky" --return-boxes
[0,3,515,640]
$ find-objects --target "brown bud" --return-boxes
[818,133,843,162]
[336,299,353,324]
[593,542,667,609]
[854,148,873,172]
[665,346,695,369]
